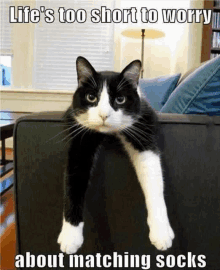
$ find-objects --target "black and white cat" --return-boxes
[57,56,174,254]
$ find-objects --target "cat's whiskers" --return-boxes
[135,121,156,134]
[75,119,92,129]
[64,126,87,148]
[129,126,154,142]
[124,110,155,127]
[127,127,146,142]
[131,125,151,136]
[129,128,149,147]
[52,118,94,145]
[47,123,81,143]
[80,126,90,144]
[62,125,85,143]
[122,127,145,150]
[136,119,155,128]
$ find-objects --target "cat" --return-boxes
[57,56,175,254]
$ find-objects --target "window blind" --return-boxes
[0,0,12,54]
[33,0,115,91]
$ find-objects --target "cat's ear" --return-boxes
[121,60,142,87]
[76,56,97,87]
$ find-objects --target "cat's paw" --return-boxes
[149,222,175,251]
[57,219,84,254]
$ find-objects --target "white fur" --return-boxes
[75,81,133,133]
[119,135,175,250]
[57,218,84,254]
[97,82,112,118]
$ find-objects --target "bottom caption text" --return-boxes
[15,252,206,268]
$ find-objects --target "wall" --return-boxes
[117,0,204,77]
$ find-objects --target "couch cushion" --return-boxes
[139,73,181,111]
[160,56,220,115]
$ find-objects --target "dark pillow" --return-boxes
[139,74,181,111]
[160,56,220,115]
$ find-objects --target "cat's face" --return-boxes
[72,57,142,133]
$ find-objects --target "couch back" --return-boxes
[14,112,220,269]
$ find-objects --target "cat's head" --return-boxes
[72,56,142,133]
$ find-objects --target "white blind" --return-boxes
[0,0,12,54]
[33,0,115,90]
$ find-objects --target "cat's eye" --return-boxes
[116,96,126,105]
[86,93,97,103]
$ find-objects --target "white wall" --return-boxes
[117,0,204,77]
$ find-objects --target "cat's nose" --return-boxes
[99,114,109,121]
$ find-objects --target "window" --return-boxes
[0,0,13,87]
[33,0,115,91]
[0,55,12,86]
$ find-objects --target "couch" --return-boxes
[14,59,220,269]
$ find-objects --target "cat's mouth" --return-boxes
[94,123,118,133]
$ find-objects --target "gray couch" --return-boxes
[14,111,220,270]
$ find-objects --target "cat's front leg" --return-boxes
[57,134,103,254]
[121,137,175,250]
[135,150,175,250]
[57,161,88,254]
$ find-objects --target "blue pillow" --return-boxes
[160,56,220,115]
[139,74,181,111]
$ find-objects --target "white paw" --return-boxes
[57,219,84,254]
[149,222,175,251]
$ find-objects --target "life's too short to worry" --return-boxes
[9,6,212,24]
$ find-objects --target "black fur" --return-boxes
[62,57,159,226]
